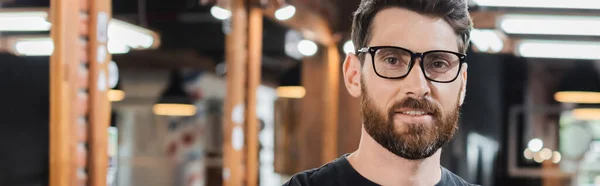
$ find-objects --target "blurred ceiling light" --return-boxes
[523,148,534,160]
[153,104,196,116]
[0,11,51,31]
[591,141,600,152]
[501,14,600,36]
[109,68,124,102]
[108,61,120,89]
[572,108,600,120]
[284,30,304,60]
[552,151,562,163]
[517,40,600,60]
[533,152,544,163]
[298,40,318,56]
[527,138,544,152]
[108,19,156,49]
[154,70,196,116]
[211,6,231,20]
[107,40,131,54]
[555,91,600,104]
[14,37,53,56]
[554,61,600,104]
[276,86,306,99]
[0,10,158,51]
[108,89,125,102]
[343,40,355,54]
[13,37,131,56]
[470,29,503,53]
[216,62,227,76]
[472,0,600,10]
[540,148,552,160]
[275,5,296,20]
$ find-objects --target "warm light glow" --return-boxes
[108,89,125,102]
[298,40,318,56]
[572,108,600,120]
[14,38,53,56]
[555,91,600,103]
[343,40,355,54]
[528,138,543,152]
[501,14,600,36]
[517,40,600,60]
[276,86,306,99]
[153,104,197,116]
[211,6,231,20]
[470,29,504,53]
[540,148,552,160]
[523,148,534,160]
[109,19,155,49]
[0,11,51,31]
[552,151,562,163]
[533,152,544,163]
[472,0,600,10]
[275,5,296,20]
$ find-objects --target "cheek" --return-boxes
[364,69,398,111]
[432,82,462,110]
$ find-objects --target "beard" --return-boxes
[360,80,460,160]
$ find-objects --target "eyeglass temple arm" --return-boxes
[357,47,369,53]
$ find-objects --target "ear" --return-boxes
[343,53,362,98]
[459,63,468,106]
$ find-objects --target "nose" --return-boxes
[401,60,431,98]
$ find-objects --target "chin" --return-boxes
[392,121,431,132]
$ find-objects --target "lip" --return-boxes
[394,108,433,115]
[392,110,433,124]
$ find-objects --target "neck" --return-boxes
[347,126,442,186]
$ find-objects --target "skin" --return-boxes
[343,8,468,186]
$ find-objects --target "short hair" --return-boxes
[351,0,473,61]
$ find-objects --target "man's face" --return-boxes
[343,8,468,160]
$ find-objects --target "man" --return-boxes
[283,0,476,185]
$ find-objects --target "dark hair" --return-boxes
[352,0,473,61]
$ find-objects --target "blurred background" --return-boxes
[1,0,600,186]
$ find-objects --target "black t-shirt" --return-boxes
[283,154,478,186]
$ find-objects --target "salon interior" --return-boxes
[1,0,600,186]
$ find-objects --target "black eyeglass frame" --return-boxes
[357,46,467,83]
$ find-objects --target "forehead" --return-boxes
[369,8,459,53]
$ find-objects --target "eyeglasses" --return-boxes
[357,46,467,83]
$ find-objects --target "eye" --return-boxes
[383,57,399,65]
[431,61,450,69]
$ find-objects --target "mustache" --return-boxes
[388,97,440,115]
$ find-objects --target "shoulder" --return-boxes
[281,161,340,186]
[441,167,480,186]
[281,169,315,186]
